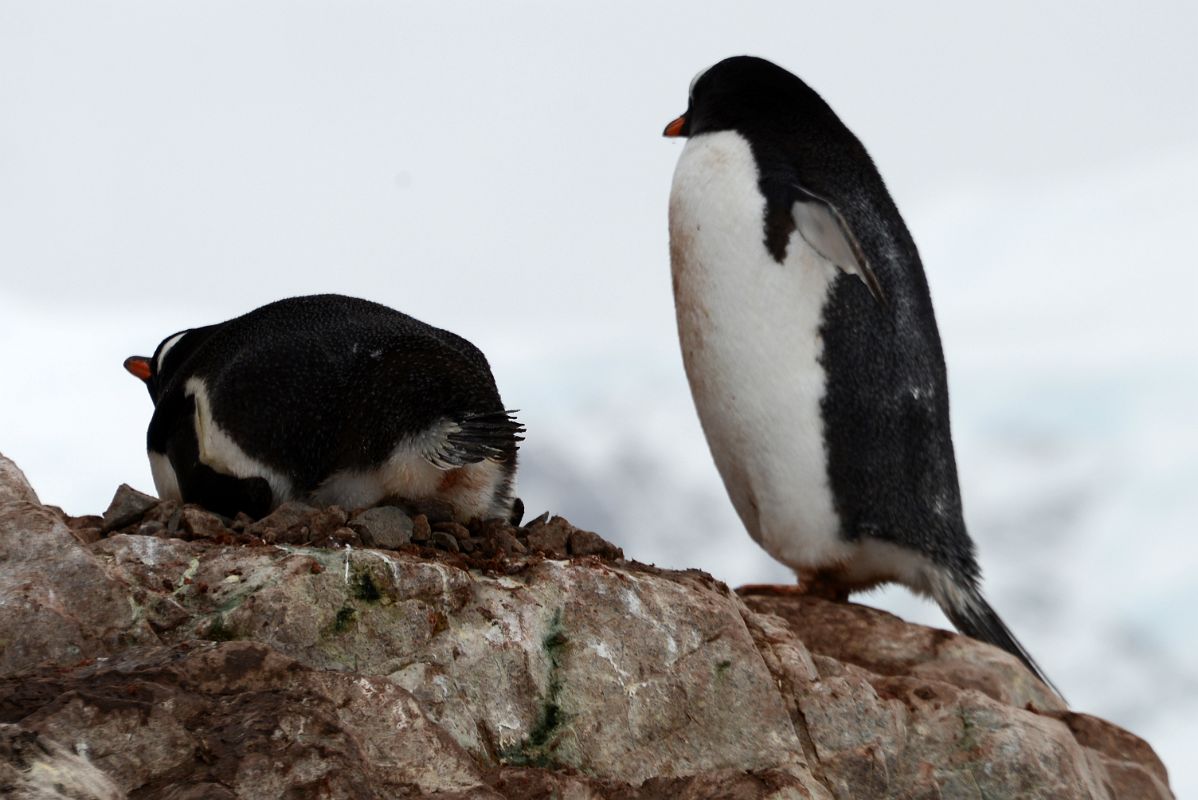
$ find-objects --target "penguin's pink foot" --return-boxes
[736,583,807,597]
[737,569,856,602]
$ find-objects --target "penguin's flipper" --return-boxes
[420,410,525,469]
[790,185,885,304]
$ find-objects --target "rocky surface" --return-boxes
[0,452,1174,799]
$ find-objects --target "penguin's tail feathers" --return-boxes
[928,569,1064,703]
[423,410,525,469]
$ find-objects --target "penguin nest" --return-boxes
[63,484,624,574]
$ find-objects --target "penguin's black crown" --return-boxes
[664,56,869,162]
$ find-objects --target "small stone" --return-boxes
[430,531,459,552]
[568,528,623,559]
[523,511,550,530]
[411,515,431,543]
[246,500,318,539]
[137,520,167,538]
[69,527,103,545]
[350,506,413,549]
[331,527,359,546]
[387,496,455,525]
[181,507,229,540]
[100,484,159,532]
[309,506,349,539]
[494,530,526,555]
[458,539,476,554]
[526,517,571,557]
[433,521,471,541]
[230,512,254,532]
[140,500,179,526]
[66,514,104,531]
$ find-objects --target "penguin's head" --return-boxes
[123,329,195,403]
[663,55,835,140]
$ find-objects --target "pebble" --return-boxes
[433,521,471,542]
[97,489,627,568]
[430,531,459,552]
[350,506,414,549]
[100,484,159,532]
[526,517,572,558]
[246,500,319,539]
[411,515,432,543]
[181,507,228,540]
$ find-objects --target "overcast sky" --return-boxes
[3,1,1197,791]
[4,1,1196,319]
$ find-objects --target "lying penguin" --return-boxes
[124,294,523,521]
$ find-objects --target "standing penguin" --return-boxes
[664,56,1055,689]
[124,294,522,521]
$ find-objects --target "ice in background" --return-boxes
[2,1,1196,793]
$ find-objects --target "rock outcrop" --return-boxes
[0,453,1173,799]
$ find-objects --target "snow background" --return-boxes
[2,1,1195,792]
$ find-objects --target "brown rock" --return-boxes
[70,525,104,545]
[66,513,104,531]
[138,520,167,538]
[100,483,159,532]
[741,592,1062,711]
[740,594,1174,799]
[1045,710,1174,799]
[0,723,123,800]
[0,457,1176,799]
[132,500,179,532]
[0,501,160,676]
[411,513,432,542]
[390,496,456,524]
[350,505,414,549]
[526,516,572,557]
[179,506,228,540]
[245,499,318,540]
[1,642,494,798]
[497,530,527,555]
[568,527,624,559]
[310,505,349,536]
[0,453,39,506]
[434,520,473,541]
[431,530,460,552]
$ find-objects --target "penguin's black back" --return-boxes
[692,57,976,577]
[149,294,509,494]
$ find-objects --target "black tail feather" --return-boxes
[936,578,1065,703]
[422,410,524,468]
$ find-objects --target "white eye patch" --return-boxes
[156,331,189,373]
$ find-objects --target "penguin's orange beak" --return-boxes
[124,356,152,382]
[663,114,687,138]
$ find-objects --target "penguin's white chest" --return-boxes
[668,131,847,569]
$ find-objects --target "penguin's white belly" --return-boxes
[669,131,848,570]
[315,450,507,521]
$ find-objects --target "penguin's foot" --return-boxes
[738,568,866,601]
[797,571,852,602]
[736,583,809,597]
[737,574,852,602]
